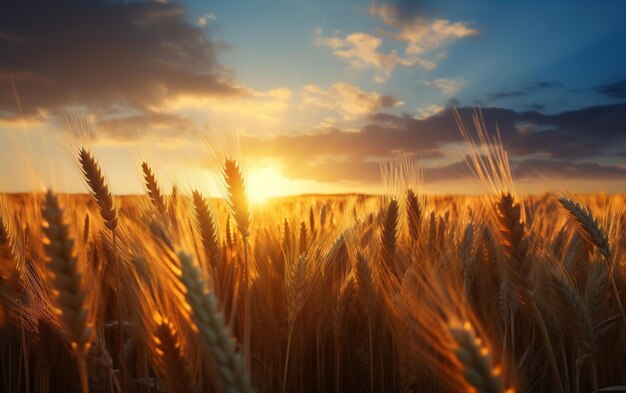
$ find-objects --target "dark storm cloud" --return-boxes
[487,81,563,101]
[0,0,242,118]
[595,79,626,100]
[241,103,626,184]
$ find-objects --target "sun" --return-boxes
[244,163,350,202]
[246,165,295,204]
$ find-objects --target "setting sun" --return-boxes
[246,165,292,204]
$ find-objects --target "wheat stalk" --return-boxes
[41,190,92,393]
[150,315,197,393]
[494,192,563,393]
[558,196,626,328]
[223,158,252,370]
[282,240,312,393]
[495,193,531,292]
[546,267,597,393]
[78,147,126,387]
[334,275,357,392]
[177,252,253,393]
[355,251,378,393]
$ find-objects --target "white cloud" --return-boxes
[370,4,478,56]
[315,29,415,82]
[157,86,292,137]
[414,104,444,119]
[424,77,467,95]
[315,5,478,82]
[301,82,403,120]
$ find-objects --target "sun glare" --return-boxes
[246,165,294,204]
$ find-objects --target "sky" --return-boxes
[1,0,625,197]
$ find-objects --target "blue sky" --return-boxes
[0,0,625,195]
[185,0,626,114]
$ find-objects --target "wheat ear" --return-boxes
[82,213,90,245]
[382,198,399,254]
[298,222,307,254]
[151,315,197,393]
[224,159,250,238]
[495,193,531,294]
[309,206,315,235]
[192,191,222,297]
[79,148,117,231]
[178,252,253,393]
[558,196,626,328]
[142,162,167,218]
[381,198,399,277]
[42,190,92,393]
[447,320,507,393]
[558,197,610,260]
[0,213,17,281]
[406,189,422,242]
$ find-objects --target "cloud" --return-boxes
[315,29,415,82]
[370,103,626,159]
[162,87,292,123]
[238,103,626,184]
[301,83,402,120]
[315,2,477,82]
[380,0,437,21]
[425,157,626,184]
[595,79,626,100]
[512,158,626,180]
[424,77,466,95]
[414,104,444,119]
[95,112,194,142]
[0,0,241,119]
[487,81,564,101]
[370,3,478,56]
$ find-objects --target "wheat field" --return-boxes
[0,129,625,393]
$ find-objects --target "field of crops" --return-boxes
[0,143,625,393]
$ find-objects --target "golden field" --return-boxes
[0,134,625,393]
